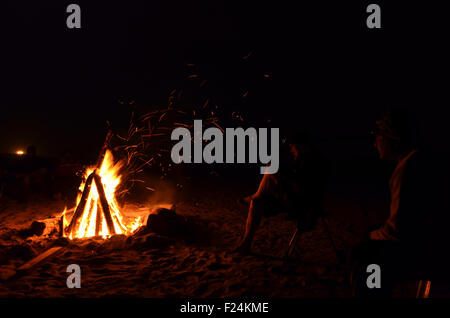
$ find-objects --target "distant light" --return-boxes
[16,150,24,155]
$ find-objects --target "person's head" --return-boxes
[373,108,417,161]
[26,145,37,157]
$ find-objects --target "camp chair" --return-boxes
[416,280,431,298]
[411,253,437,298]
[285,209,338,260]
[405,242,446,298]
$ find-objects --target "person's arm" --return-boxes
[395,156,427,243]
[369,156,420,241]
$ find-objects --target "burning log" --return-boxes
[64,130,115,237]
[62,130,143,239]
[65,171,118,237]
[93,173,116,235]
[65,172,96,236]
[95,203,102,236]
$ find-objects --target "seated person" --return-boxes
[233,130,330,254]
[349,108,438,297]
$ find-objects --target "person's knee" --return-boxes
[256,174,279,195]
[248,197,266,221]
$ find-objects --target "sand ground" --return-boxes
[0,175,422,298]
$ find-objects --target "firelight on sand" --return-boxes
[62,150,143,239]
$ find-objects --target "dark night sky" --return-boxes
[2,1,449,159]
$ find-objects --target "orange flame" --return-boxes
[65,150,143,239]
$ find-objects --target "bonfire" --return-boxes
[61,142,143,239]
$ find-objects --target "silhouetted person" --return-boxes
[26,145,37,157]
[20,145,56,201]
[233,131,330,254]
[349,108,435,297]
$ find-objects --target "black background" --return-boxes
[2,1,449,160]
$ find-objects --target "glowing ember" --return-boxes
[62,150,143,239]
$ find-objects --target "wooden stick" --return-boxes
[2,247,63,281]
[93,174,116,235]
[92,129,113,236]
[59,214,64,238]
[17,247,63,271]
[83,198,95,235]
[64,130,114,238]
[66,172,96,235]
[95,203,102,236]
[60,207,76,236]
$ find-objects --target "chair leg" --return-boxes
[424,280,431,298]
[285,228,299,259]
[416,280,432,298]
[416,280,423,298]
[285,217,337,261]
